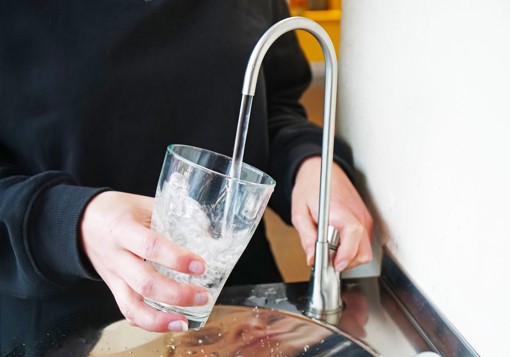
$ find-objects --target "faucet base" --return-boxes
[305,305,343,326]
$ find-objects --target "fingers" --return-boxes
[291,204,318,266]
[292,201,373,271]
[291,158,374,273]
[109,276,190,333]
[99,251,210,332]
[332,213,373,271]
[291,198,373,270]
[118,220,207,276]
[80,191,211,333]
[119,252,210,307]
[291,157,321,266]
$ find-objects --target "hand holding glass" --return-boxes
[144,145,275,329]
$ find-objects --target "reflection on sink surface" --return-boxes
[6,275,440,356]
[5,279,426,356]
[89,305,376,356]
[5,254,473,356]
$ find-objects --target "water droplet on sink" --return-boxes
[246,295,268,306]
[275,297,288,304]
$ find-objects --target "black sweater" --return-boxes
[0,0,354,354]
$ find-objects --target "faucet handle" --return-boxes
[327,226,340,251]
[327,226,341,279]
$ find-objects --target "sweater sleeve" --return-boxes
[264,0,356,225]
[0,148,109,299]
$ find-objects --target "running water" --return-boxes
[153,92,263,282]
[230,94,254,180]
[221,94,254,232]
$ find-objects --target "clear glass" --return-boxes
[144,144,275,329]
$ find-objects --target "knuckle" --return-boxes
[290,214,301,228]
[343,250,357,262]
[291,213,308,230]
[346,221,365,238]
[119,301,135,322]
[338,244,357,261]
[109,212,129,235]
[135,275,154,297]
[168,292,187,307]
[141,210,153,229]
[141,232,160,259]
[166,284,194,307]
[358,254,372,264]
[145,316,159,332]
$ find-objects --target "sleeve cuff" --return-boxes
[28,184,111,285]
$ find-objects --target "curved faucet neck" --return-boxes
[237,16,342,320]
[239,17,337,246]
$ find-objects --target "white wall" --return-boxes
[338,1,510,355]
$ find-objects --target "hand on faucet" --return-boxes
[291,156,373,272]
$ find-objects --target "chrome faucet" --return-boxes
[236,16,342,323]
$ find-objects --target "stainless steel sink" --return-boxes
[51,277,415,357]
[87,305,376,356]
[6,252,476,356]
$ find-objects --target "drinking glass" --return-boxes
[144,144,275,329]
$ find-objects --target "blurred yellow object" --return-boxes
[289,0,307,14]
[328,0,341,10]
[290,9,341,62]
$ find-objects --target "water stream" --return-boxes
[230,94,254,180]
[221,94,254,233]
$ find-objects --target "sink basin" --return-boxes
[6,278,438,356]
[5,264,456,356]
[88,305,376,356]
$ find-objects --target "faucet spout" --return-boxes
[237,16,341,322]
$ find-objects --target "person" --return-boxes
[0,0,373,354]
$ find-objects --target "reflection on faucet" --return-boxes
[236,16,341,323]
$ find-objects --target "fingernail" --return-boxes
[168,320,188,332]
[305,247,314,266]
[359,255,371,264]
[336,260,348,272]
[189,260,206,274]
[194,292,211,306]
